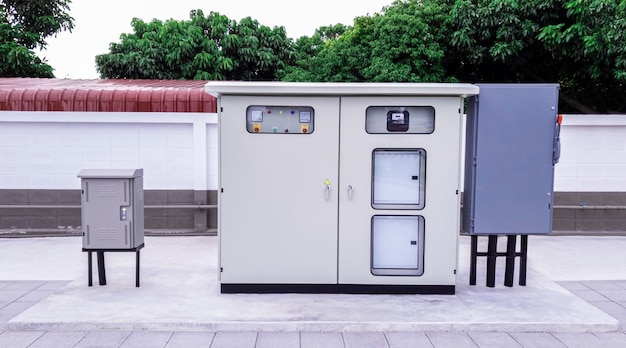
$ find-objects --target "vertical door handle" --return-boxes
[324,184,331,201]
[347,185,354,200]
[120,207,127,221]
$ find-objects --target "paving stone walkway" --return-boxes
[2,280,626,347]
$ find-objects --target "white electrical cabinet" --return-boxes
[206,82,478,294]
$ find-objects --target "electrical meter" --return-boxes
[387,110,410,132]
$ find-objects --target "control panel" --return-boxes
[246,105,314,134]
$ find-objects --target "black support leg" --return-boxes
[97,251,107,286]
[88,251,93,287]
[470,235,478,285]
[136,250,140,288]
[504,235,517,287]
[486,235,498,287]
[519,235,528,286]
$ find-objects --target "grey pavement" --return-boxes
[3,236,626,347]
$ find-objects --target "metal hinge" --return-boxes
[220,107,223,112]
[220,267,223,272]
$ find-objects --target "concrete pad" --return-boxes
[3,236,621,332]
[528,236,626,281]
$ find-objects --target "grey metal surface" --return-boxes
[464,84,559,235]
[205,81,480,97]
[77,169,143,179]
[80,170,144,249]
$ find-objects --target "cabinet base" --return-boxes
[221,283,454,295]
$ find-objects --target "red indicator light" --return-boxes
[302,128,308,133]
[267,110,272,114]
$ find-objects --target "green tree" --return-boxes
[277,24,349,81]
[0,0,74,77]
[448,0,626,113]
[96,10,294,80]
[280,0,625,113]
[281,0,454,82]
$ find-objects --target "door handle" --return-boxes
[120,207,127,221]
[324,184,331,201]
[347,185,354,200]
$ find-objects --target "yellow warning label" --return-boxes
[301,124,309,133]
[252,123,262,133]
[324,179,331,185]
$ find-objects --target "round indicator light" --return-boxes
[291,110,295,115]
[267,110,272,114]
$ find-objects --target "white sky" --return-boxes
[39,0,392,79]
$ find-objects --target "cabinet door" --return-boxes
[219,96,340,284]
[338,96,462,286]
[371,215,424,276]
[464,84,559,234]
[82,178,132,249]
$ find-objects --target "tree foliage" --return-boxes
[281,0,454,83]
[93,1,624,112]
[96,10,294,80]
[282,0,625,113]
[0,0,74,77]
[448,0,626,113]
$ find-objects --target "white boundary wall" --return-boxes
[0,112,625,193]
[556,114,626,192]
[0,112,218,191]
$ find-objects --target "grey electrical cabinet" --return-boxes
[463,84,560,235]
[78,169,145,249]
[206,82,479,294]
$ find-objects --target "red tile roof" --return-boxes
[0,78,217,112]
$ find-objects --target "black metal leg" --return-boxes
[470,235,478,285]
[504,235,517,287]
[136,250,140,287]
[97,251,107,286]
[88,251,93,287]
[519,235,528,286]
[486,235,498,287]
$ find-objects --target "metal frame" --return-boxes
[84,243,144,288]
[469,235,528,287]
